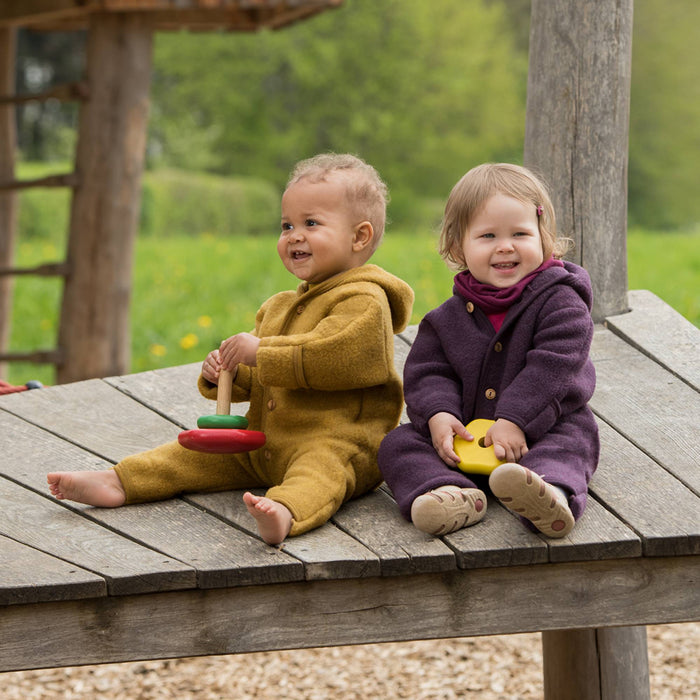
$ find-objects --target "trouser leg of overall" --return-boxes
[378,423,479,521]
[519,409,599,521]
[265,447,359,536]
[115,440,265,504]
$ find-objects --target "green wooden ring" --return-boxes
[197,414,249,429]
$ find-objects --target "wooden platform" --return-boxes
[1,290,698,694]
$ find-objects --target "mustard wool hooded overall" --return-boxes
[114,264,414,536]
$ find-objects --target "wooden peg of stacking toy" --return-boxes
[453,419,506,475]
[178,369,266,454]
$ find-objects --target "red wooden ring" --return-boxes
[178,428,266,454]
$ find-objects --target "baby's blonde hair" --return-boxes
[287,153,388,249]
[439,163,572,270]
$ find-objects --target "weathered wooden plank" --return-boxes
[0,534,105,606]
[331,487,456,576]
[0,407,303,589]
[606,290,700,392]
[0,378,181,462]
[74,498,305,590]
[541,497,641,564]
[398,325,418,346]
[393,333,412,372]
[1,555,697,672]
[0,475,195,596]
[0,407,115,490]
[443,496,549,569]
[590,329,700,495]
[588,420,700,556]
[105,362,219,429]
[187,489,382,581]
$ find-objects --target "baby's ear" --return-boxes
[353,221,374,252]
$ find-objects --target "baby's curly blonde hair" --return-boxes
[439,163,572,270]
[287,153,389,250]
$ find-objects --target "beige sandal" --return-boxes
[410,485,487,536]
[489,463,575,538]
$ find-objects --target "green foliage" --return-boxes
[629,0,700,229]
[16,162,72,241]
[12,1,699,229]
[140,169,279,237]
[149,0,526,226]
[627,227,700,324]
[15,164,280,240]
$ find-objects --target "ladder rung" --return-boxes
[0,81,89,106]
[0,173,78,192]
[0,349,62,364]
[0,262,70,278]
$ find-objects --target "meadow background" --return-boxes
[5,0,700,385]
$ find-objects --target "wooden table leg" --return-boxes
[542,626,650,700]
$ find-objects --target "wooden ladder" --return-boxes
[0,17,152,384]
[0,68,83,374]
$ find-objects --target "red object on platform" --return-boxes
[0,381,29,395]
[177,428,266,454]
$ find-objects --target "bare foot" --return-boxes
[243,492,293,545]
[47,470,126,507]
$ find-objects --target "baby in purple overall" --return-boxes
[378,163,599,538]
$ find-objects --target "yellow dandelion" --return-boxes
[149,344,167,357]
[197,315,212,328]
[179,333,199,350]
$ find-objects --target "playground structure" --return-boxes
[0,0,343,383]
[1,2,698,699]
[1,0,628,384]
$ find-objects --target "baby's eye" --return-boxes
[481,232,495,239]
[281,222,293,232]
[305,218,318,227]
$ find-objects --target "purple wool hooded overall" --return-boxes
[378,261,599,527]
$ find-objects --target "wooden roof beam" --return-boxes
[0,1,344,31]
[0,1,90,28]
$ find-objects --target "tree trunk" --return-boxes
[57,13,153,383]
[524,0,633,321]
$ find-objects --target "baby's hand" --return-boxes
[218,332,260,370]
[428,412,473,468]
[201,349,222,384]
[484,419,528,462]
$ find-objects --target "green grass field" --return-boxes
[5,227,699,386]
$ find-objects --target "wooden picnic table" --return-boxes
[1,289,698,699]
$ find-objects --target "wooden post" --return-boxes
[0,27,17,379]
[542,627,650,700]
[57,12,152,383]
[524,0,633,322]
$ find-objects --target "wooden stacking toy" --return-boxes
[178,369,266,454]
[453,419,506,475]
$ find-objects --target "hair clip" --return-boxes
[536,205,544,217]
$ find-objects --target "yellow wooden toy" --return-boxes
[453,419,506,475]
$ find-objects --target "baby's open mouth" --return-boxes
[291,251,311,260]
[493,262,517,269]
